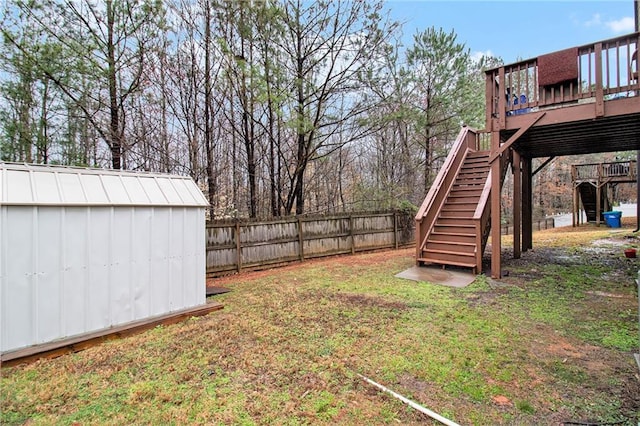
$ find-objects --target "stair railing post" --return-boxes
[490,131,502,278]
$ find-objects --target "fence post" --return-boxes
[349,215,355,254]
[298,217,305,261]
[394,211,398,249]
[236,221,242,273]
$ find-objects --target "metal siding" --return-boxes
[62,207,89,337]
[0,207,4,350]
[196,209,206,302]
[1,163,208,207]
[6,170,33,204]
[83,174,109,204]
[87,208,111,332]
[121,176,151,205]
[183,209,203,307]
[150,208,171,316]
[110,207,133,324]
[0,162,208,353]
[101,175,130,204]
[33,171,61,203]
[132,208,152,321]
[2,207,34,351]
[169,208,184,310]
[35,207,63,344]
[156,178,182,204]
[58,173,87,203]
[178,178,206,205]
[138,177,167,204]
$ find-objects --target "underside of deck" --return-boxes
[503,99,640,158]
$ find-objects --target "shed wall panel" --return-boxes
[196,210,206,302]
[35,208,62,344]
[150,208,171,317]
[111,208,133,325]
[87,208,111,332]
[62,207,90,338]
[169,208,184,310]
[2,207,34,350]
[132,209,152,321]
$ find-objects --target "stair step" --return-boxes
[450,185,484,194]
[459,172,488,178]
[458,171,489,178]
[463,160,489,167]
[419,250,476,265]
[418,256,477,269]
[440,212,474,220]
[453,183,485,190]
[425,241,476,254]
[433,225,475,235]
[446,197,482,204]
[440,207,475,214]
[429,232,476,243]
[436,217,475,226]
[445,201,479,209]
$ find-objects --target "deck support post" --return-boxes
[522,157,533,251]
[596,164,602,226]
[512,150,521,259]
[490,131,502,278]
[572,182,579,228]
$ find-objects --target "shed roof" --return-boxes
[0,162,209,207]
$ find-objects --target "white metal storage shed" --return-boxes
[0,162,209,355]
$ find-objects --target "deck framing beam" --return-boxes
[489,112,546,164]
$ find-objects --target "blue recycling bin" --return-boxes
[603,211,622,228]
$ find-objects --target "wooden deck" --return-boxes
[417,32,640,277]
[486,31,640,277]
[486,32,640,157]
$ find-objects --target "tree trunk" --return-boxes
[204,4,216,211]
[106,0,122,169]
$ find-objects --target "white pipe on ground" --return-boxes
[357,374,460,426]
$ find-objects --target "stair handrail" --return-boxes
[471,148,511,273]
[415,126,478,259]
[473,169,493,272]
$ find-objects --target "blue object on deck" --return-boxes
[603,211,622,228]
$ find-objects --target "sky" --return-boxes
[384,0,637,64]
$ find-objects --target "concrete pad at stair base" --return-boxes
[395,266,475,288]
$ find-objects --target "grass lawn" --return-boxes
[2,221,640,425]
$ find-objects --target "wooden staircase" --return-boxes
[577,182,609,222]
[417,151,490,271]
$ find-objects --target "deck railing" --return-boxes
[486,32,639,120]
[572,160,637,181]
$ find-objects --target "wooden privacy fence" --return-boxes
[206,211,415,276]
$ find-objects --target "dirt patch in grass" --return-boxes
[2,227,640,425]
